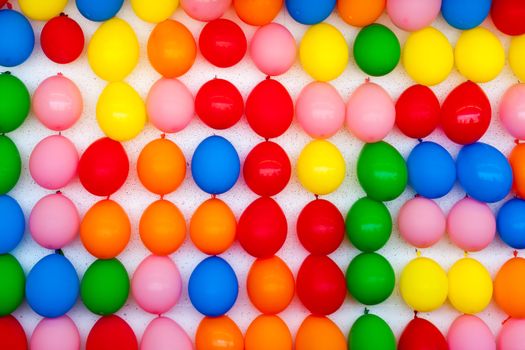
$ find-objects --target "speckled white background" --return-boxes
[5,0,521,346]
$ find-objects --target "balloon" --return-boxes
[250,23,296,76]
[88,18,139,82]
[243,141,291,196]
[40,14,84,64]
[498,319,525,350]
[81,259,129,315]
[297,140,345,195]
[132,255,182,314]
[0,9,34,67]
[78,137,129,197]
[448,315,495,350]
[80,199,131,259]
[195,78,243,130]
[140,199,186,255]
[441,0,491,29]
[0,254,24,316]
[76,0,123,21]
[29,193,79,249]
[180,0,231,21]
[346,82,395,143]
[407,141,456,198]
[491,0,525,36]
[297,199,345,255]
[296,255,346,315]
[457,142,512,203]
[96,82,146,141]
[30,316,80,350]
[26,253,79,318]
[353,24,400,76]
[189,256,238,317]
[346,197,392,252]
[349,313,396,350]
[448,258,493,314]
[18,0,67,20]
[0,72,30,133]
[238,197,287,258]
[141,317,192,350]
[510,35,525,81]
[337,0,385,27]
[0,195,24,253]
[299,23,348,81]
[285,0,335,24]
[247,256,294,314]
[296,315,346,350]
[395,84,440,139]
[199,19,247,68]
[146,78,193,133]
[190,198,236,255]
[234,0,282,26]
[0,315,27,350]
[29,135,78,190]
[196,316,244,350]
[510,144,525,199]
[386,0,441,31]
[400,257,448,312]
[86,315,138,350]
[245,315,292,350]
[398,197,445,248]
[0,135,21,194]
[245,78,293,138]
[131,0,178,23]
[191,136,240,195]
[357,141,407,201]
[399,317,447,350]
[402,27,454,86]
[500,84,525,140]
[497,198,525,249]
[494,257,525,318]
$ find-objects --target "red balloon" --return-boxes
[296,255,346,315]
[441,81,491,145]
[243,141,291,196]
[398,317,447,350]
[246,78,294,139]
[238,197,287,258]
[491,0,525,36]
[195,78,244,129]
[79,137,129,197]
[0,316,27,350]
[395,84,440,139]
[297,199,345,255]
[198,18,247,68]
[40,14,84,64]
[87,315,138,350]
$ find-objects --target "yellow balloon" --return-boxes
[297,140,345,195]
[510,34,525,82]
[299,23,349,82]
[88,18,140,82]
[400,257,448,312]
[455,27,505,83]
[18,0,68,21]
[131,0,179,23]
[448,257,493,314]
[96,82,147,141]
[402,27,454,86]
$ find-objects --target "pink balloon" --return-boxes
[146,78,194,133]
[29,193,80,250]
[29,135,79,190]
[387,0,442,31]
[447,197,495,252]
[346,82,395,142]
[500,83,525,140]
[180,0,231,21]
[141,317,192,350]
[32,74,83,131]
[30,315,80,350]
[132,255,182,314]
[398,197,446,248]
[448,315,495,350]
[250,23,296,77]
[498,319,525,350]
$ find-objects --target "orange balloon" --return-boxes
[494,257,525,318]
[337,0,385,27]
[247,256,294,314]
[245,315,292,350]
[509,143,525,198]
[233,0,283,26]
[196,316,244,350]
[296,315,346,350]
[80,200,131,259]
[139,199,186,255]
[148,20,197,78]
[190,198,236,255]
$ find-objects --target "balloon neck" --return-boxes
[2,71,11,75]
[364,308,369,315]
[314,194,319,200]
[415,249,421,257]
[60,12,68,17]
[55,249,64,256]
[413,310,418,319]
[159,194,164,200]
[463,251,469,257]
[417,138,423,143]
[515,139,521,145]
[56,190,62,195]
[57,72,63,76]
[514,250,518,258]
[365,77,370,83]
[5,2,12,9]
[502,315,511,325]
[211,194,216,199]
[265,75,271,80]
[160,133,166,139]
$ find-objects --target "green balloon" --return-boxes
[346,252,395,305]
[0,136,21,194]
[0,254,25,316]
[81,259,129,315]
[357,141,407,201]
[353,24,400,77]
[346,197,392,252]
[0,73,30,133]
[349,313,396,350]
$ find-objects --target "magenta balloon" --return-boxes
[398,197,446,248]
[500,83,525,140]
[30,315,80,350]
[498,319,525,350]
[250,23,296,76]
[141,317,192,350]
[387,0,441,31]
[180,0,231,21]
[448,315,495,350]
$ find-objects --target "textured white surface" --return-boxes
[6,0,520,345]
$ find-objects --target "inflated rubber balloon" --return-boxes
[387,0,441,31]
[353,24,400,76]
[337,0,385,27]
[0,315,27,350]
[0,195,25,253]
[498,319,525,350]
[196,316,244,350]
[0,135,21,194]
[40,14,84,64]
[448,315,495,350]
[510,143,525,199]
[494,257,525,318]
[441,0,491,29]
[131,0,178,23]
[500,84,525,140]
[0,9,34,67]
[349,313,396,350]
[180,0,231,21]
[497,198,525,249]
[195,78,243,130]
[30,315,80,350]
[76,0,123,21]
[491,0,525,36]
[245,315,292,350]
[510,35,525,81]
[0,254,25,316]
[141,317,192,350]
[399,317,447,350]
[398,197,445,248]
[0,73,30,133]
[346,197,392,252]
[250,23,296,76]
[87,315,138,350]
[285,0,335,24]
[296,315,346,350]
[18,0,67,20]
[199,19,247,68]
[448,258,492,314]
[234,0,281,26]
[395,84,440,139]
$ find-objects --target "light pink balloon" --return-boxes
[448,315,496,350]
[132,255,182,314]
[32,74,83,131]
[346,82,395,142]
[500,83,525,140]
[180,0,231,21]
[398,197,446,248]
[146,78,194,133]
[141,317,192,350]
[387,0,441,31]
[29,135,79,190]
[30,315,80,350]
[250,23,296,77]
[498,319,525,350]
[447,197,496,252]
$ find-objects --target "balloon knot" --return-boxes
[211,194,216,199]
[314,194,319,200]
[55,249,64,256]
[58,131,62,136]
[413,311,418,319]
[415,249,421,257]
[160,194,164,200]
[60,12,68,17]
[417,138,423,143]
[6,2,12,9]
[514,250,518,258]
[56,190,62,195]
[2,71,11,75]
[515,139,521,145]
[502,316,511,325]
[106,195,111,200]
[160,133,166,139]
[57,72,63,76]
[365,77,370,83]
[414,193,420,198]
[265,75,271,80]
[264,138,270,142]
[364,308,369,314]
[464,251,469,257]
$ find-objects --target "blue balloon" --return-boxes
[26,253,79,318]
[188,256,238,317]
[76,0,124,21]
[0,9,34,67]
[285,0,336,25]
[407,141,456,199]
[497,198,525,249]
[0,195,25,254]
[457,142,512,203]
[441,0,492,30]
[191,136,240,195]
